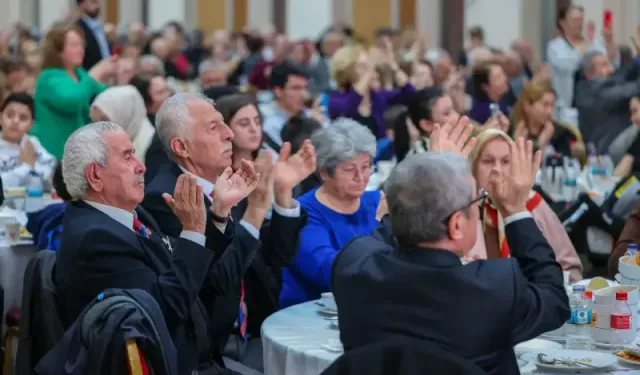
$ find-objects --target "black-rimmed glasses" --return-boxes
[442,188,488,224]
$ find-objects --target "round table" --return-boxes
[261,301,341,375]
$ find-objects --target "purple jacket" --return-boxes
[328,83,415,138]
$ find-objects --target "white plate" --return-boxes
[572,278,618,288]
[617,353,640,366]
[515,338,563,353]
[318,307,338,316]
[521,350,616,372]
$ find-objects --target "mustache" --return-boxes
[221,142,233,152]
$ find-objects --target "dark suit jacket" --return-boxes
[610,202,640,276]
[76,18,105,71]
[332,217,570,375]
[142,163,307,347]
[55,201,221,374]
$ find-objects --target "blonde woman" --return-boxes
[510,80,586,165]
[468,129,583,281]
[328,44,414,139]
[90,85,156,162]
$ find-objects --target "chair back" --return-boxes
[125,339,149,375]
[320,339,488,375]
[16,250,64,375]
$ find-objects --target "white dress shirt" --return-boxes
[178,166,301,239]
[84,200,206,246]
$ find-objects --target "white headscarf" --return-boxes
[92,85,156,162]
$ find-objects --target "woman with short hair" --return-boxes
[280,118,386,307]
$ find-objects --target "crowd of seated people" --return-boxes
[11,0,640,372]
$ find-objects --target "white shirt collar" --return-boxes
[84,200,135,231]
[178,166,215,201]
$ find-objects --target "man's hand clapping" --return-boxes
[429,116,477,158]
[213,160,261,212]
[162,174,207,234]
[487,137,542,218]
[274,140,317,199]
[247,150,275,211]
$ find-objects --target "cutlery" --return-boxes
[537,353,598,368]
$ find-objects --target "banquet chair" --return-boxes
[125,339,150,375]
[320,339,488,375]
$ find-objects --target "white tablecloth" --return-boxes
[262,301,341,375]
[0,240,36,315]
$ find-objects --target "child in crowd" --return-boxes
[0,92,55,187]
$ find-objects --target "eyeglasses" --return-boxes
[337,164,375,180]
[441,188,488,224]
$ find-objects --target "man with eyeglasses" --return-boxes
[331,124,570,374]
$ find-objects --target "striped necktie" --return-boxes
[133,218,150,238]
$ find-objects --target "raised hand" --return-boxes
[162,174,207,233]
[537,121,555,150]
[213,160,261,209]
[274,140,317,193]
[487,137,542,217]
[429,116,477,158]
[19,138,37,166]
[247,150,275,211]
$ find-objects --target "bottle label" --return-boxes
[591,312,598,327]
[569,307,592,325]
[611,313,631,329]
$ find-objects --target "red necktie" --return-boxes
[237,281,247,340]
[133,218,150,238]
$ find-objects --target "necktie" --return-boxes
[237,281,248,340]
[133,218,150,238]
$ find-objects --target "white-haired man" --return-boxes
[55,121,259,375]
[143,93,315,372]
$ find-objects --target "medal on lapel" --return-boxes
[162,236,173,253]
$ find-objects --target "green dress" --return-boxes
[31,67,107,159]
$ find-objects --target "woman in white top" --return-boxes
[0,92,55,187]
[90,85,156,162]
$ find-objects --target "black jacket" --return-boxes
[54,201,225,374]
[332,217,570,375]
[35,289,178,375]
[76,18,108,71]
[142,163,307,350]
[16,250,64,375]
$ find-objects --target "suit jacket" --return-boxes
[55,201,222,374]
[76,18,104,71]
[36,289,178,375]
[332,217,570,375]
[142,163,307,347]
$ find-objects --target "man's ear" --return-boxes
[170,137,190,159]
[85,162,104,192]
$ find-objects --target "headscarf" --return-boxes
[92,85,156,162]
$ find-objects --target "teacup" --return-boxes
[4,219,20,243]
[321,292,337,311]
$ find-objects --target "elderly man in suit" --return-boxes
[55,121,259,375]
[332,131,570,374]
[143,93,314,372]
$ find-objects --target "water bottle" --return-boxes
[601,154,615,176]
[585,144,602,191]
[625,243,639,257]
[563,157,579,202]
[566,285,595,350]
[25,171,44,213]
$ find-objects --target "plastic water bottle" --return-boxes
[625,243,639,257]
[563,157,579,202]
[24,171,44,213]
[601,154,615,176]
[566,285,595,350]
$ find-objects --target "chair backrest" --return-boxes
[125,339,149,375]
[320,339,488,375]
[16,250,64,375]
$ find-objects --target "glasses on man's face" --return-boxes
[441,188,488,224]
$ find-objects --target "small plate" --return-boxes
[616,352,640,366]
[522,350,616,372]
[515,338,562,353]
[318,307,338,316]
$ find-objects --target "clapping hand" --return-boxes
[274,140,317,193]
[429,116,477,157]
[162,174,207,233]
[213,160,261,209]
[247,150,275,210]
[487,137,542,217]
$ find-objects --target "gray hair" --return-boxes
[310,118,377,174]
[61,121,124,200]
[155,92,214,156]
[198,59,225,75]
[139,54,165,75]
[385,151,473,246]
[581,50,606,74]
